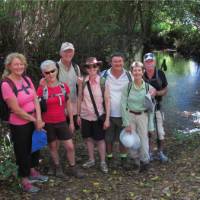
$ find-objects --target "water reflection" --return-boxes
[155,52,200,132]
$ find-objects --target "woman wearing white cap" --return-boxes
[121,61,156,172]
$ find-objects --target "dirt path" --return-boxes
[1,134,200,200]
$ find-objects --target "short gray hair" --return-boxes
[40,60,56,72]
[130,61,144,71]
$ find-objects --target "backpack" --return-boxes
[55,62,80,95]
[0,76,31,122]
[39,82,68,113]
[143,68,163,90]
[126,81,150,110]
[55,62,80,77]
[100,69,132,94]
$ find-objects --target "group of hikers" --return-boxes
[1,41,168,193]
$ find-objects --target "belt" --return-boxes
[129,110,147,115]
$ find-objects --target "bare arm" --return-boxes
[103,84,110,129]
[156,86,168,97]
[66,98,75,133]
[33,89,45,130]
[6,97,36,122]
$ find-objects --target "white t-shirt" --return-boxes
[105,68,131,117]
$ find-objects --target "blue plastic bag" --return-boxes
[32,129,47,153]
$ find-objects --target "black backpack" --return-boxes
[0,76,31,122]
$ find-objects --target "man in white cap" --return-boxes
[143,52,168,162]
[57,42,81,129]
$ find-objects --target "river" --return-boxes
[156,51,200,133]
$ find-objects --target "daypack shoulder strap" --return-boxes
[125,71,132,83]
[3,77,18,96]
[43,86,48,100]
[72,62,80,77]
[126,81,132,110]
[22,75,31,88]
[145,82,149,94]
[155,69,163,88]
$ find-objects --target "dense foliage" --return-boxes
[0,0,200,71]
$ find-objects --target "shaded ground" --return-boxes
[1,131,200,200]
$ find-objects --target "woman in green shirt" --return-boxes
[121,61,155,172]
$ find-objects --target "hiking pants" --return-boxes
[10,122,39,177]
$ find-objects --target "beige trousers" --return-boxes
[129,112,150,163]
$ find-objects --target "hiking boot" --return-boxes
[107,156,113,167]
[82,160,95,169]
[22,182,40,193]
[55,165,66,178]
[149,152,155,162]
[139,161,149,173]
[29,171,48,183]
[69,165,85,179]
[100,161,108,174]
[121,157,129,169]
[158,151,168,163]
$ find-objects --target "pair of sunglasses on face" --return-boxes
[86,64,99,69]
[44,69,56,75]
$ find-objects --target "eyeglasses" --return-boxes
[86,64,98,69]
[44,69,56,75]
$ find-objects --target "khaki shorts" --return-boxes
[105,117,123,143]
[155,110,165,140]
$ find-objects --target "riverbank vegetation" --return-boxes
[1,0,200,199]
[0,0,200,73]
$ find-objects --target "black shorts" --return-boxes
[81,118,105,141]
[44,121,72,143]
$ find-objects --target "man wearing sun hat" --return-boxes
[57,42,81,129]
[143,52,169,163]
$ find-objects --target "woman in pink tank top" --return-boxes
[1,53,47,193]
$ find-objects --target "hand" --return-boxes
[125,126,132,133]
[39,78,47,87]
[35,119,45,130]
[77,116,81,127]
[103,119,110,130]
[69,122,75,134]
[77,76,83,85]
[149,88,157,97]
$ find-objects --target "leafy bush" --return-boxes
[0,125,18,180]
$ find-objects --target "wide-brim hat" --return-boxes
[83,57,103,67]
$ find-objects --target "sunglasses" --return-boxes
[44,69,56,75]
[86,64,98,69]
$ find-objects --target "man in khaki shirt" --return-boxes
[57,42,82,129]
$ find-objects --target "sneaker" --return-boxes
[69,165,85,179]
[158,151,168,163]
[22,182,40,193]
[121,157,129,169]
[82,160,95,169]
[149,152,155,162]
[29,171,48,183]
[100,161,108,174]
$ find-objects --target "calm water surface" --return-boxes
[156,52,200,132]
